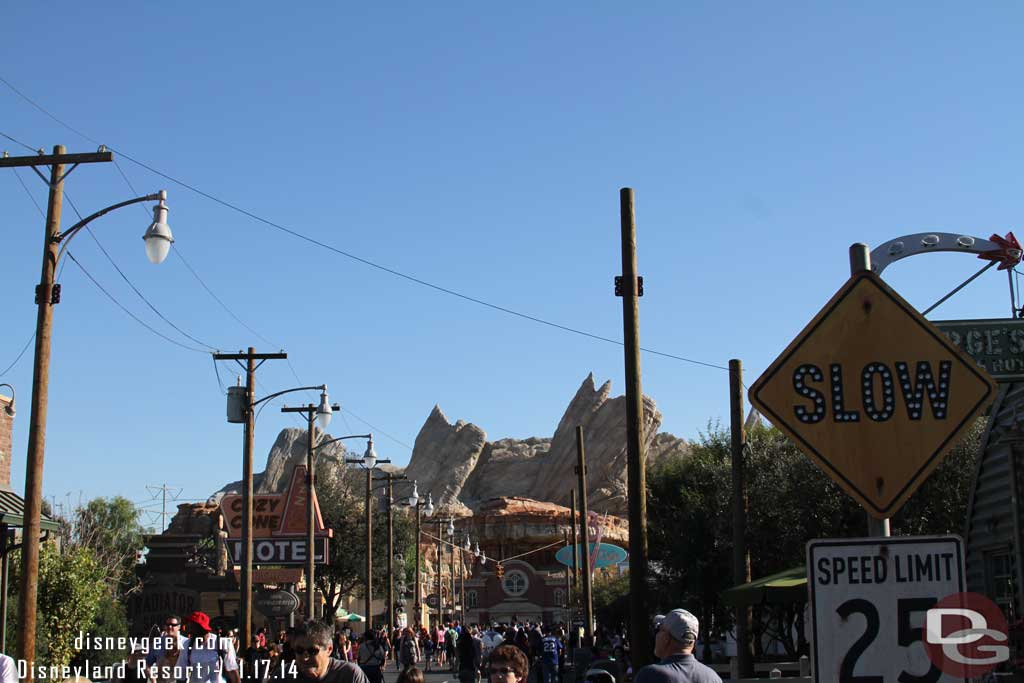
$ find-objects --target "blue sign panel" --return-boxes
[555,543,628,569]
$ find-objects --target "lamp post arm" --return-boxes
[55,192,164,258]
[316,433,373,452]
[253,384,326,408]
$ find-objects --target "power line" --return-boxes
[0,130,38,153]
[341,408,414,452]
[0,75,730,374]
[65,251,208,353]
[63,191,222,352]
[172,245,280,348]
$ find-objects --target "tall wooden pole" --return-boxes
[306,408,316,620]
[619,187,651,668]
[563,530,572,626]
[730,359,753,676]
[415,505,422,628]
[241,351,256,643]
[436,519,443,629]
[366,466,374,631]
[575,426,594,644]
[18,146,65,674]
[387,477,395,629]
[850,243,891,538]
[217,348,286,646]
[450,527,456,624]
[570,489,579,592]
[460,546,466,626]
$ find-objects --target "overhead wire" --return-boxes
[0,130,38,153]
[0,76,730,374]
[64,251,208,353]
[62,192,222,353]
[0,166,67,377]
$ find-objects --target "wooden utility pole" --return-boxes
[216,348,287,646]
[460,547,467,626]
[450,525,457,624]
[0,146,114,678]
[415,504,423,627]
[387,477,395,629]
[730,359,753,676]
[617,187,651,668]
[570,489,579,590]
[437,519,443,629]
[575,426,594,644]
[366,467,374,629]
[563,530,572,626]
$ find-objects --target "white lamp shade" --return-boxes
[363,439,377,469]
[464,537,471,551]
[143,201,173,264]
[447,519,455,536]
[424,494,434,517]
[316,389,333,430]
[474,542,480,557]
[408,482,419,508]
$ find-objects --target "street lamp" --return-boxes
[280,396,353,621]
[0,385,14,417]
[345,440,391,632]
[400,485,433,627]
[1,144,172,676]
[224,378,328,645]
[373,473,409,630]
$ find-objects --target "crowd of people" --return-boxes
[130,606,719,683]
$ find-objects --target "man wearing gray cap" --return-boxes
[635,609,721,683]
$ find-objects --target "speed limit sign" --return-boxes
[808,536,966,682]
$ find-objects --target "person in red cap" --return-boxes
[182,611,240,683]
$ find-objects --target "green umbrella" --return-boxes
[347,613,365,622]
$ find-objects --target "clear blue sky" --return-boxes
[1,3,1021,527]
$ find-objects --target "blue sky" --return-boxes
[1,3,1021,526]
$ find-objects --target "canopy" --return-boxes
[346,613,366,622]
[720,566,807,607]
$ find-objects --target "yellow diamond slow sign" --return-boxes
[749,271,996,518]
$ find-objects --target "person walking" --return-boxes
[356,629,387,683]
[398,627,421,674]
[457,624,481,683]
[634,610,721,683]
[539,626,563,683]
[290,619,370,683]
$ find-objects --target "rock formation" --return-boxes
[418,373,680,515]
[215,427,357,496]
[213,373,688,517]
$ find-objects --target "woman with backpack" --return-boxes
[398,627,421,674]
[356,630,387,683]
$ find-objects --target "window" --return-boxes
[466,590,478,608]
[985,550,1016,620]
[502,569,529,597]
[553,588,565,607]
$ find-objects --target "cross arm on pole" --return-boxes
[0,151,112,168]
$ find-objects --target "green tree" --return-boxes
[645,420,983,649]
[315,470,417,622]
[70,496,146,598]
[36,543,105,668]
[591,571,630,631]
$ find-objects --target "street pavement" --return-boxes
[382,667,464,683]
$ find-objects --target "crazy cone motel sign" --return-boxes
[749,271,996,518]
